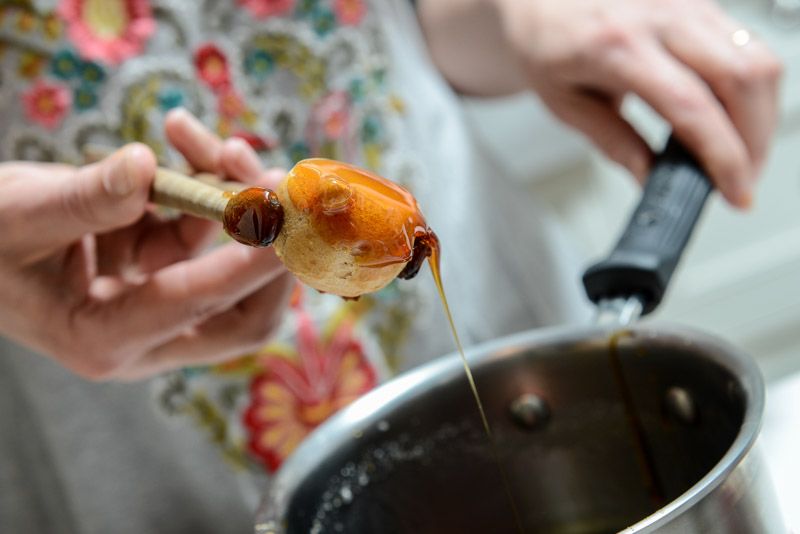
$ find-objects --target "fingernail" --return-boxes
[103,146,140,197]
[229,137,262,179]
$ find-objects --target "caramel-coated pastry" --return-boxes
[272,159,434,298]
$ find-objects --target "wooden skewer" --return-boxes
[82,144,252,222]
[151,167,234,222]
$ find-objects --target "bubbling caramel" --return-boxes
[285,158,436,275]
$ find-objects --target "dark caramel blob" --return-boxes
[222,187,284,247]
[287,159,433,269]
[397,231,439,280]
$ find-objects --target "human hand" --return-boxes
[0,109,294,381]
[492,0,782,208]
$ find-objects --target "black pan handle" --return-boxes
[582,136,713,315]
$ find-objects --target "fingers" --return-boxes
[68,243,287,379]
[662,21,782,175]
[604,41,753,208]
[18,144,156,252]
[94,110,283,277]
[166,107,277,185]
[94,212,219,277]
[541,89,653,182]
[165,108,225,174]
[122,272,295,380]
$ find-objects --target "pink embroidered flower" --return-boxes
[195,43,230,91]
[334,0,365,25]
[58,0,155,65]
[313,90,351,139]
[244,312,377,472]
[238,0,295,19]
[22,81,71,129]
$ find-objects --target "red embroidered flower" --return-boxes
[231,131,277,151]
[195,44,230,91]
[58,0,155,65]
[334,0,365,25]
[22,81,71,129]
[238,0,295,19]
[244,312,377,472]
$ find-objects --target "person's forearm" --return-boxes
[417,0,527,97]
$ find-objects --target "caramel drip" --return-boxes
[426,236,525,534]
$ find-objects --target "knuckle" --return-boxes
[61,181,98,228]
[666,84,706,114]
[758,53,784,81]
[728,53,783,88]
[588,23,634,53]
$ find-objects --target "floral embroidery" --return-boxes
[194,43,231,91]
[157,88,184,111]
[58,0,156,65]
[2,0,416,477]
[22,80,71,129]
[43,14,63,40]
[73,84,97,110]
[243,33,328,100]
[238,0,296,19]
[15,9,37,32]
[333,0,365,26]
[313,90,351,139]
[217,86,246,118]
[287,140,311,164]
[46,49,106,111]
[50,49,81,80]
[294,0,319,17]
[311,6,336,37]
[231,130,276,152]
[243,311,377,472]
[243,48,275,81]
[80,61,106,85]
[18,51,47,79]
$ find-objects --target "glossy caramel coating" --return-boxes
[273,158,434,297]
[222,187,284,247]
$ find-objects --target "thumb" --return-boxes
[56,144,156,239]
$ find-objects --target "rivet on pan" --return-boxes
[509,393,550,430]
[664,386,697,424]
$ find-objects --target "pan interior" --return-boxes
[284,339,746,534]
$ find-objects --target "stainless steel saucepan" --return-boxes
[254,139,787,533]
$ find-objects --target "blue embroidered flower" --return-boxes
[361,114,382,144]
[80,61,106,85]
[288,141,310,164]
[73,85,98,111]
[244,48,275,81]
[158,88,184,111]
[295,0,319,17]
[50,49,81,80]
[312,7,336,37]
[181,366,209,379]
[348,78,365,102]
